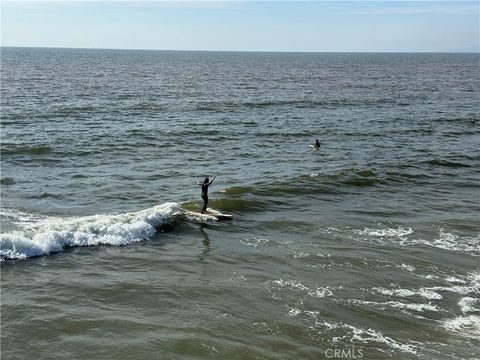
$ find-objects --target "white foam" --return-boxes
[304,310,321,318]
[0,203,182,260]
[1,208,45,227]
[386,301,439,312]
[374,287,442,300]
[350,299,439,312]
[427,270,480,296]
[273,279,309,292]
[401,263,415,272]
[418,274,438,280]
[445,276,466,284]
[418,289,443,300]
[350,326,418,354]
[272,279,334,299]
[293,251,331,259]
[317,321,418,354]
[240,236,270,247]
[443,315,480,339]
[357,226,413,238]
[374,288,416,297]
[424,229,480,255]
[312,287,333,298]
[288,307,302,317]
[287,307,321,320]
[349,225,480,256]
[458,297,480,314]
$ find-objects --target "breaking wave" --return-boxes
[0,203,183,260]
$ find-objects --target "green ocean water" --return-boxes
[1,48,479,359]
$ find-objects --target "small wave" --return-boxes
[0,177,16,185]
[220,186,252,196]
[208,198,267,212]
[331,170,384,187]
[426,271,480,296]
[0,208,45,226]
[56,105,97,113]
[424,159,471,168]
[71,174,88,179]
[317,321,418,355]
[182,196,267,213]
[196,99,316,111]
[245,170,389,200]
[356,226,413,238]
[445,276,466,284]
[268,279,334,299]
[28,192,64,200]
[238,120,258,127]
[293,251,331,260]
[399,229,480,256]
[355,169,376,177]
[443,315,480,339]
[0,203,182,260]
[373,287,443,300]
[128,102,165,111]
[342,177,379,187]
[458,297,480,314]
[428,229,480,254]
[0,145,52,156]
[196,98,398,111]
[240,236,270,247]
[287,306,320,319]
[349,226,479,256]
[349,299,440,313]
[349,326,418,354]
[401,263,415,272]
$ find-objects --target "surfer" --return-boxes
[198,177,216,214]
[314,139,320,149]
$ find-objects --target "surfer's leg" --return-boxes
[201,195,208,214]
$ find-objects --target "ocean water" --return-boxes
[1,47,479,359]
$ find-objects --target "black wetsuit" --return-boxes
[201,183,209,213]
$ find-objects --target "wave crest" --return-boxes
[0,203,182,260]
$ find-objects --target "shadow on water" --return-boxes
[199,224,211,260]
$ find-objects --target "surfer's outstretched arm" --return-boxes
[208,177,216,185]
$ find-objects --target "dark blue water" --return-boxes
[1,47,479,359]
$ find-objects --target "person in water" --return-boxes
[314,139,320,149]
[198,176,216,214]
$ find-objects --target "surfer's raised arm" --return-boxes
[209,177,216,185]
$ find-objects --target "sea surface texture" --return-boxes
[1,47,479,359]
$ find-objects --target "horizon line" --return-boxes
[1,45,479,54]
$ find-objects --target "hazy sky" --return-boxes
[1,1,479,52]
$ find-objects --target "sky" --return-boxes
[1,1,479,52]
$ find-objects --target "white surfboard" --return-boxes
[185,210,233,222]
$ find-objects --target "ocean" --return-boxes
[1,47,479,359]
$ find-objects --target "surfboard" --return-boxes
[185,211,233,222]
